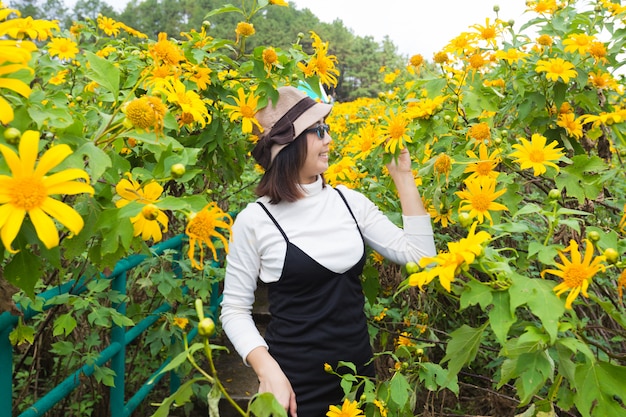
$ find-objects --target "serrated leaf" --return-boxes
[489,291,515,345]
[460,280,493,310]
[249,392,288,417]
[4,249,43,299]
[389,372,411,407]
[9,319,35,346]
[515,350,554,405]
[85,51,120,99]
[53,313,77,337]
[151,378,205,417]
[441,322,488,384]
[574,361,626,417]
[509,275,563,343]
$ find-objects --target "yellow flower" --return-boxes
[536,34,554,47]
[173,317,189,330]
[297,31,340,87]
[470,18,500,48]
[588,41,608,63]
[433,51,450,64]
[428,204,455,228]
[495,48,529,65]
[149,32,183,66]
[535,58,577,83]
[157,79,210,127]
[124,95,167,133]
[0,39,36,123]
[269,0,288,5]
[48,69,69,85]
[262,47,278,72]
[464,143,501,180]
[326,156,364,188]
[0,16,58,40]
[456,177,508,225]
[185,203,233,270]
[563,33,595,55]
[47,37,78,60]
[223,88,262,134]
[557,113,583,139]
[510,133,564,176]
[115,175,168,242]
[413,222,490,291]
[468,122,491,143]
[326,399,364,417]
[409,54,424,68]
[542,239,606,309]
[396,331,415,347]
[185,64,212,90]
[373,400,388,417]
[588,70,616,91]
[618,269,626,300]
[433,153,453,179]
[235,22,255,43]
[96,15,120,37]
[528,0,558,15]
[342,123,383,160]
[380,109,412,154]
[0,131,94,252]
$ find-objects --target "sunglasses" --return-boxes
[303,123,330,139]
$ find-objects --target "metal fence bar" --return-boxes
[2,233,212,416]
[110,270,127,417]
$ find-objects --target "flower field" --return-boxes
[1,0,626,416]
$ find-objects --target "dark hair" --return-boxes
[255,132,325,204]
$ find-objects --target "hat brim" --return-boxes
[292,101,333,138]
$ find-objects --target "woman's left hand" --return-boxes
[386,147,413,177]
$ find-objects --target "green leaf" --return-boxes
[53,313,77,337]
[555,155,606,204]
[4,249,43,299]
[85,51,120,99]
[50,341,76,356]
[574,361,626,417]
[9,318,35,346]
[389,372,412,408]
[515,350,554,405]
[488,291,515,346]
[460,280,493,310]
[509,275,564,343]
[441,322,488,383]
[153,343,205,377]
[93,364,116,387]
[249,392,288,417]
[150,378,205,417]
[418,362,459,394]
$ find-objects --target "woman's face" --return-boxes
[298,120,332,184]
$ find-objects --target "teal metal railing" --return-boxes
[0,234,221,416]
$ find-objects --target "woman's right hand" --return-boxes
[247,346,298,416]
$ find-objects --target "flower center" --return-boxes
[529,149,546,163]
[470,193,491,212]
[10,177,47,211]
[562,265,587,288]
[476,161,492,176]
[187,212,216,239]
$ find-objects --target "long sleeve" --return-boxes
[220,178,436,364]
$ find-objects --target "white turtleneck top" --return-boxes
[220,176,436,363]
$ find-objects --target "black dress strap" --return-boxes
[257,202,289,242]
[334,188,362,236]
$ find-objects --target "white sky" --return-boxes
[288,0,530,58]
[66,0,533,58]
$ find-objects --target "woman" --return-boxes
[220,86,436,417]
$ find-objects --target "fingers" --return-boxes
[289,390,298,417]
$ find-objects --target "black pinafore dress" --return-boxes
[257,189,375,417]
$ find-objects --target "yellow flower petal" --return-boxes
[0,205,25,253]
[28,207,60,249]
[33,144,73,177]
[40,198,85,235]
